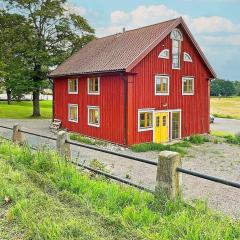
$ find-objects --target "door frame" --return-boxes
[153,109,182,143]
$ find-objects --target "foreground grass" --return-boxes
[0,100,52,119]
[0,140,239,239]
[211,97,240,120]
[211,131,240,145]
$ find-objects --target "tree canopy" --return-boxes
[211,79,237,97]
[0,0,95,114]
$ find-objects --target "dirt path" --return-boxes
[0,119,240,218]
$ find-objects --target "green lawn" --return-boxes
[0,139,239,239]
[211,96,240,120]
[0,100,52,119]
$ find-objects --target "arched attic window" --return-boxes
[170,28,183,69]
[183,52,192,62]
[158,49,169,59]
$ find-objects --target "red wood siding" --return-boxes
[54,75,125,144]
[127,25,211,145]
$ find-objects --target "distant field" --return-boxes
[211,97,240,120]
[0,100,52,119]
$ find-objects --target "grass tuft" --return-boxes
[70,133,107,146]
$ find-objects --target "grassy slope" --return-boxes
[0,140,239,239]
[211,97,240,120]
[0,101,52,119]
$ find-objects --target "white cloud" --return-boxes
[97,4,240,37]
[202,35,240,46]
[191,16,240,33]
[64,3,86,16]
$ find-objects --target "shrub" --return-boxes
[188,135,209,144]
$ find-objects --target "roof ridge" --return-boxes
[96,17,180,41]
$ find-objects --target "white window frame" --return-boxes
[170,110,182,141]
[158,49,169,59]
[138,109,154,132]
[182,77,195,96]
[183,52,193,62]
[88,77,100,95]
[155,75,170,96]
[170,28,183,70]
[68,78,78,94]
[88,106,100,127]
[68,104,78,123]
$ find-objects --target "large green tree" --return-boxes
[211,79,236,97]
[0,10,31,104]
[2,0,95,116]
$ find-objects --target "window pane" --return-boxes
[89,78,99,93]
[139,112,153,129]
[69,79,77,93]
[172,112,180,139]
[69,106,78,121]
[156,76,168,94]
[162,116,167,126]
[89,108,99,125]
[183,78,193,93]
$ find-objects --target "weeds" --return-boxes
[188,135,209,144]
[70,133,107,146]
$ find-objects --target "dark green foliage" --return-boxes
[131,141,191,155]
[211,79,236,96]
[188,135,209,144]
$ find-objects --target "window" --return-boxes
[170,29,183,69]
[88,77,100,95]
[184,52,192,62]
[88,106,100,127]
[182,77,194,95]
[162,116,167,126]
[68,104,78,123]
[155,75,169,95]
[138,110,153,131]
[68,79,78,94]
[158,49,169,59]
[172,111,180,140]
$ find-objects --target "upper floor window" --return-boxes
[155,75,169,95]
[170,29,183,69]
[68,104,78,123]
[88,77,100,95]
[183,52,193,62]
[88,106,100,127]
[158,49,169,59]
[182,77,194,95]
[68,79,78,94]
[138,110,153,132]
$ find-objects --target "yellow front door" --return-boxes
[154,112,169,143]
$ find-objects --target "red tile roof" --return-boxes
[49,17,216,78]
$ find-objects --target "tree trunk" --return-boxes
[32,90,41,117]
[6,89,11,105]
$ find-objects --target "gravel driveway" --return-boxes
[0,118,240,218]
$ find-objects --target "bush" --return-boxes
[70,133,107,146]
[188,135,209,144]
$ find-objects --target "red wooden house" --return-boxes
[49,17,216,146]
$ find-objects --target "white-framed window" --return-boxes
[170,28,183,69]
[68,79,78,94]
[88,106,100,127]
[68,104,78,123]
[155,75,169,95]
[158,49,169,59]
[182,77,194,95]
[88,77,100,95]
[138,109,154,132]
[183,52,192,62]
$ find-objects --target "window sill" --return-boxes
[88,92,100,95]
[68,92,78,95]
[155,93,169,96]
[88,123,100,128]
[69,119,78,123]
[182,93,194,96]
[138,127,153,132]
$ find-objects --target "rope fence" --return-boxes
[0,124,239,198]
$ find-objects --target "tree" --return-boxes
[3,0,95,116]
[211,79,236,97]
[0,10,31,104]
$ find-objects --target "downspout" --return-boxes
[120,73,127,146]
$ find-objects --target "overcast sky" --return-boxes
[66,0,240,80]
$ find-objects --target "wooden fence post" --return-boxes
[155,151,182,199]
[56,130,71,160]
[12,124,25,145]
